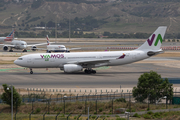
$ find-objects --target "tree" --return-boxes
[1,84,22,108]
[132,71,173,103]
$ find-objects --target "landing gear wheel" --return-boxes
[84,69,96,74]
[84,69,88,73]
[30,68,33,74]
[23,49,27,52]
[9,49,13,52]
[92,70,96,74]
[48,51,51,53]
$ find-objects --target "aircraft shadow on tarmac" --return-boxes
[11,71,149,76]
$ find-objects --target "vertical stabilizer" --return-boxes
[5,30,15,41]
[137,26,167,50]
[46,35,50,45]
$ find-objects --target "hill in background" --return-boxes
[0,0,180,35]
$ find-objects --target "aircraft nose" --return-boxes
[14,60,18,65]
[14,59,22,66]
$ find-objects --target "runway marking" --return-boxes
[0,67,24,72]
[95,66,110,70]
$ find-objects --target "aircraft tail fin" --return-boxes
[5,30,15,41]
[46,35,50,45]
[137,26,167,50]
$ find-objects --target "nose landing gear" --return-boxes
[30,68,33,74]
[84,69,96,74]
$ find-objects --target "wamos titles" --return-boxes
[40,54,64,59]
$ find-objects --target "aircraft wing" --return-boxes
[67,48,81,51]
[66,59,112,65]
[26,42,54,47]
[0,44,15,47]
[66,53,126,65]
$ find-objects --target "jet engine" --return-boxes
[3,46,8,51]
[64,64,83,73]
[31,46,37,51]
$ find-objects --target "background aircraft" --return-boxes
[14,26,167,74]
[0,30,14,43]
[0,31,48,52]
[39,35,80,53]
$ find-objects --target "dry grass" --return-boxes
[0,60,14,64]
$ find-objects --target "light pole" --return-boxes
[63,96,67,114]
[69,13,71,43]
[129,90,131,112]
[7,85,13,120]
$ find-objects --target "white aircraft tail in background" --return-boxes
[14,26,167,74]
[45,35,80,53]
[0,30,15,43]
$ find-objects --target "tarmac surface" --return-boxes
[0,57,180,89]
[0,40,180,90]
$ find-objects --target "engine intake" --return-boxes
[3,46,8,51]
[64,64,83,73]
[31,46,37,51]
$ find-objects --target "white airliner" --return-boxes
[0,39,49,52]
[14,26,167,74]
[45,35,80,53]
[0,30,14,43]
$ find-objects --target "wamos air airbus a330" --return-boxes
[14,26,167,74]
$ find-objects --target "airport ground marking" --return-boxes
[0,67,24,72]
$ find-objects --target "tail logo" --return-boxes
[147,34,163,46]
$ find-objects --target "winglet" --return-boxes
[137,26,167,50]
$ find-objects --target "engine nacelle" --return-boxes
[31,46,37,51]
[64,64,83,73]
[3,46,8,51]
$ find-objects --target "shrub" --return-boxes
[59,107,62,111]
[115,115,119,117]
[94,112,97,114]
[91,115,96,119]
[147,111,153,115]
[100,115,105,118]
[61,114,65,117]
[115,98,126,103]
[35,108,41,114]
[116,118,126,120]
[74,116,77,119]
[77,104,83,109]
[153,112,161,118]
[131,109,135,112]
[99,108,103,112]
[133,113,141,118]
[143,114,151,119]
[54,107,58,111]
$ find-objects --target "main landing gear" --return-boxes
[30,68,33,74]
[84,69,96,74]
[23,49,27,52]
[9,49,13,52]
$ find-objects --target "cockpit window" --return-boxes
[18,58,23,60]
[21,44,24,45]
